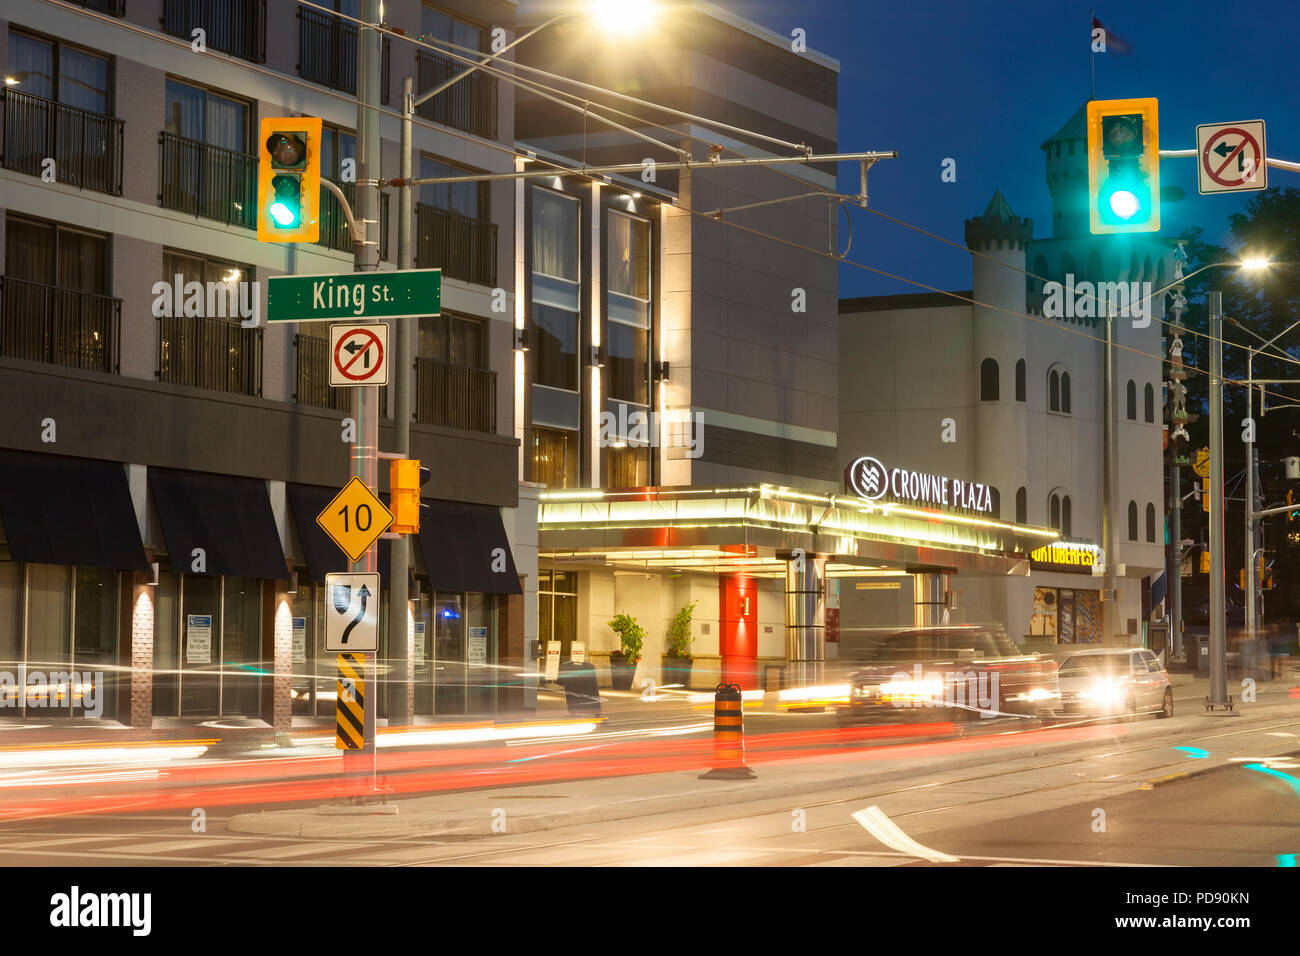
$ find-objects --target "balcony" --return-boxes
[415,49,498,140]
[416,358,496,433]
[319,185,390,260]
[293,333,349,412]
[414,203,497,287]
[158,313,262,397]
[163,0,266,63]
[159,131,257,229]
[299,7,390,103]
[72,0,125,12]
[0,277,121,374]
[1,90,124,196]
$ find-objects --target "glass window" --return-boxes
[1049,370,1060,411]
[1146,502,1156,542]
[1126,380,1137,420]
[8,33,55,99]
[1061,372,1071,413]
[181,575,220,716]
[538,569,579,660]
[165,80,247,150]
[27,564,71,674]
[0,562,22,670]
[419,313,485,368]
[606,444,650,488]
[607,211,650,300]
[1015,359,1026,402]
[153,571,180,716]
[222,577,262,716]
[1015,487,1027,524]
[535,305,579,391]
[1144,383,1155,422]
[1049,494,1060,530]
[980,358,998,401]
[1063,496,1072,536]
[418,155,485,219]
[59,46,110,115]
[607,323,649,405]
[6,33,110,111]
[1128,501,1139,541]
[532,187,579,282]
[6,217,108,294]
[532,426,579,489]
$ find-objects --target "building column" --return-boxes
[784,553,826,686]
[266,583,293,733]
[910,566,953,628]
[127,572,153,729]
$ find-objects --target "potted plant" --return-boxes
[662,601,697,688]
[607,613,644,691]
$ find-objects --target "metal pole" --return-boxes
[1171,463,1183,660]
[1103,308,1116,643]
[386,76,414,728]
[1245,349,1256,651]
[1208,291,1229,708]
[346,0,382,778]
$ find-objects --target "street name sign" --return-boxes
[267,268,441,323]
[1196,121,1267,194]
[325,573,380,651]
[329,323,388,387]
[316,476,394,563]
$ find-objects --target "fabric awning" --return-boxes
[0,449,148,571]
[418,500,521,594]
[149,468,287,579]
[286,483,389,583]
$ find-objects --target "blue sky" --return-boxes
[723,0,1300,297]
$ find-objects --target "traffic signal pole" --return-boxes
[1208,291,1232,711]
[346,0,383,781]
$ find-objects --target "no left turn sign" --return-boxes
[329,323,389,387]
[1196,120,1268,194]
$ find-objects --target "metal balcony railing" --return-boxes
[0,277,121,374]
[72,0,125,13]
[163,0,266,63]
[415,358,496,433]
[319,184,390,260]
[298,7,390,103]
[414,203,497,287]
[159,131,257,229]
[415,49,498,140]
[1,90,124,195]
[158,313,262,396]
[294,333,350,412]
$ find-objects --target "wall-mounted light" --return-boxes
[654,359,671,381]
[514,327,529,351]
[288,571,299,595]
[591,344,606,367]
[739,595,750,616]
[147,562,159,587]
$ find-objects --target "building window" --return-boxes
[1016,486,1027,524]
[298,0,390,101]
[989,486,1001,519]
[980,357,999,401]
[538,568,578,661]
[606,209,651,406]
[1032,585,1103,644]
[605,444,650,488]
[531,186,581,393]
[531,425,579,489]
[1144,383,1155,423]
[1049,369,1060,411]
[3,215,118,373]
[1128,500,1138,541]
[1015,358,1026,401]
[1062,495,1072,536]
[162,0,266,63]
[416,5,496,139]
[1050,493,1060,530]
[1061,372,1071,413]
[1126,379,1137,420]
[415,313,495,431]
[157,250,261,396]
[317,124,388,257]
[160,79,255,228]
[415,154,495,285]
[1146,502,1156,542]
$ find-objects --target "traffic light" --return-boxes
[1202,477,1210,513]
[257,116,321,243]
[1288,488,1297,522]
[1086,98,1160,234]
[1200,550,1210,574]
[390,459,431,535]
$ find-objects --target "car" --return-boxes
[1188,595,1246,625]
[1057,647,1173,720]
[836,625,1060,724]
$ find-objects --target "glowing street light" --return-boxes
[588,0,658,34]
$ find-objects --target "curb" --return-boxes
[1138,746,1300,790]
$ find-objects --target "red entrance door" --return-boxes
[719,572,759,690]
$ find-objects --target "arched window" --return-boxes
[1050,493,1061,530]
[1016,486,1027,524]
[1049,369,1060,411]
[1015,359,1026,402]
[990,486,1001,518]
[1063,496,1072,536]
[1146,502,1156,542]
[980,358,999,401]
[1061,372,1072,413]
[1126,380,1137,420]
[1144,383,1155,422]
[1128,501,1138,541]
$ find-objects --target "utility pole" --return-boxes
[1102,306,1117,643]
[1170,464,1182,658]
[1245,348,1257,651]
[1208,290,1231,710]
[346,0,382,776]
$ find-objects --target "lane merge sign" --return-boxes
[1196,120,1267,194]
[266,268,441,322]
[330,323,388,386]
[325,573,380,652]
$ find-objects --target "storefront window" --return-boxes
[1031,586,1102,644]
[0,562,21,670]
[538,569,578,659]
[532,425,579,489]
[153,572,180,717]
[159,574,264,718]
[605,444,650,488]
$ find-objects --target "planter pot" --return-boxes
[661,656,693,689]
[608,653,638,691]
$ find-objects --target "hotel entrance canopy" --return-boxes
[539,485,1060,576]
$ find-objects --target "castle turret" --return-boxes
[1042,102,1090,239]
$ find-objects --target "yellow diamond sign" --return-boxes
[1192,447,1211,479]
[316,476,394,563]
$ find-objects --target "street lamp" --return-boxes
[588,0,659,33]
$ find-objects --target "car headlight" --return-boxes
[1083,680,1125,705]
[880,679,945,701]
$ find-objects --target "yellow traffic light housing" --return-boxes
[390,459,431,535]
[1087,98,1160,234]
[257,116,322,243]
[1200,550,1210,574]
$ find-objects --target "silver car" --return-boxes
[1057,648,1173,720]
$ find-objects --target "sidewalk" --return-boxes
[228,681,1300,840]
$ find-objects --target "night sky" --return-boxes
[722,0,1300,298]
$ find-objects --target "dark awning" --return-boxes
[418,500,521,594]
[0,449,148,571]
[286,483,389,583]
[149,468,287,579]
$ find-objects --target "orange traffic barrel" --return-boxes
[700,682,756,779]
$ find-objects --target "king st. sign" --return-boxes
[266,269,441,323]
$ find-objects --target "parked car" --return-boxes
[1188,594,1246,625]
[836,626,1060,723]
[1057,647,1173,720]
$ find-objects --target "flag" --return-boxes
[1092,15,1133,55]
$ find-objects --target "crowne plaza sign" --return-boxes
[846,455,993,514]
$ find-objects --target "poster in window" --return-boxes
[413,622,426,665]
[1030,588,1057,638]
[292,617,307,664]
[468,626,487,664]
[570,640,585,664]
[186,614,212,664]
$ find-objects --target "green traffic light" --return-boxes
[1108,189,1140,219]
[269,174,301,228]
